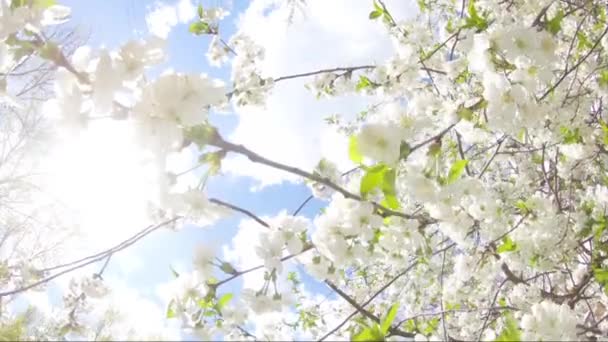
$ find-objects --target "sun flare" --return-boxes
[39,120,158,253]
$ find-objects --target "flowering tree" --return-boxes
[2,0,608,340]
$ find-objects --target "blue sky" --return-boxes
[58,0,327,311]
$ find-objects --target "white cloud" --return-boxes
[146,0,196,38]
[222,217,312,290]
[222,218,267,288]
[223,0,416,188]
[176,0,197,23]
[146,3,178,38]
[97,276,182,339]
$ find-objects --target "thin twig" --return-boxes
[0,217,180,297]
[274,66,375,83]
[324,280,415,339]
[477,279,507,341]
[478,135,506,178]
[318,243,455,341]
[440,249,448,341]
[209,135,423,221]
[209,197,270,228]
[410,123,457,153]
[539,25,608,101]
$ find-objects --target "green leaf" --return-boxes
[170,266,179,278]
[11,0,56,9]
[423,317,439,335]
[199,150,227,175]
[381,168,400,209]
[12,45,34,62]
[599,70,608,88]
[597,6,607,31]
[189,21,211,35]
[594,267,608,289]
[417,0,428,12]
[203,310,216,317]
[529,254,540,267]
[10,0,25,9]
[515,199,532,215]
[399,141,411,161]
[349,135,363,164]
[353,327,376,341]
[166,299,177,319]
[353,324,384,341]
[494,314,521,342]
[359,164,400,209]
[463,0,488,31]
[380,303,399,335]
[220,262,237,275]
[446,159,468,185]
[381,194,400,210]
[356,75,373,91]
[577,31,592,51]
[185,124,219,148]
[34,0,56,8]
[445,18,456,33]
[198,298,213,309]
[197,4,204,18]
[457,107,474,121]
[455,68,471,84]
[216,293,233,311]
[498,298,507,307]
[559,126,583,144]
[496,236,518,253]
[546,9,564,35]
[427,140,442,158]
[490,53,517,71]
[0,312,28,341]
[287,271,299,283]
[402,319,416,332]
[369,10,382,19]
[373,0,383,12]
[39,42,61,62]
[360,164,387,198]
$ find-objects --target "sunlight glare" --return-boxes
[40,120,160,256]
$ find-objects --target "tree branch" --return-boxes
[538,24,608,101]
[209,197,270,229]
[209,135,424,221]
[274,65,375,82]
[324,280,415,339]
[0,217,181,298]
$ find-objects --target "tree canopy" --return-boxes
[1,0,608,341]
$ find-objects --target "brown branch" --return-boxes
[274,65,375,83]
[214,245,313,288]
[538,24,608,101]
[324,280,415,339]
[409,122,457,153]
[501,263,529,285]
[209,134,423,221]
[439,249,448,341]
[477,279,508,341]
[318,243,455,341]
[209,197,270,229]
[478,135,505,178]
[455,131,472,176]
[291,167,360,216]
[292,195,314,216]
[531,0,556,28]
[398,306,517,327]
